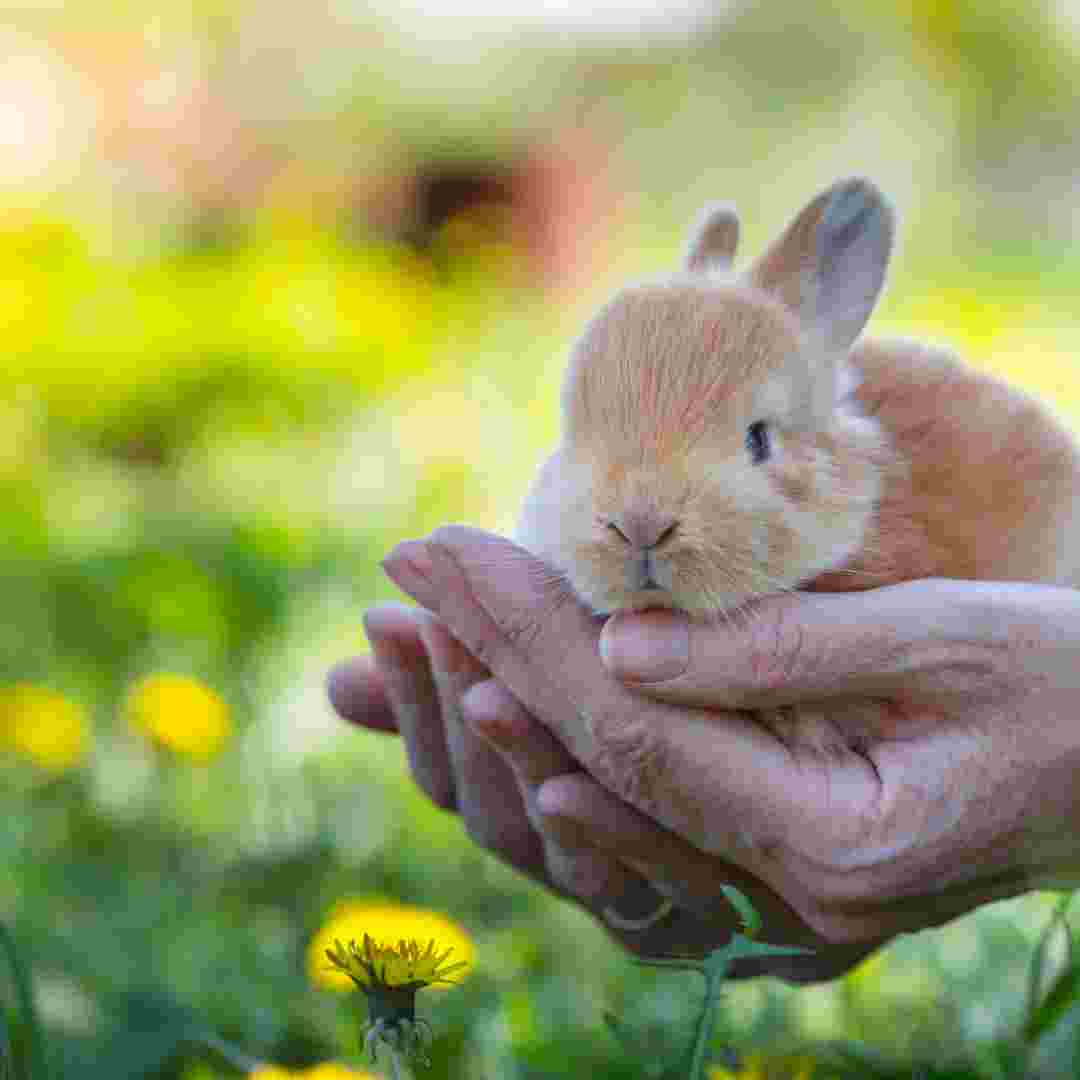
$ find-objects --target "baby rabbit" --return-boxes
[516,178,1080,621]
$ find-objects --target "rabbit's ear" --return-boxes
[749,178,894,352]
[684,204,740,273]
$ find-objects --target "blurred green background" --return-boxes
[5,1,1080,1076]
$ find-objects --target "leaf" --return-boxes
[710,935,815,972]
[719,885,762,937]
[0,923,45,1080]
[1027,895,1074,1030]
[1024,965,1080,1044]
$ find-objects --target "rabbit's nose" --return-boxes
[607,510,679,551]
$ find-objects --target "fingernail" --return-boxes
[325,659,376,724]
[382,541,436,604]
[599,610,689,682]
[461,681,510,747]
[367,633,413,700]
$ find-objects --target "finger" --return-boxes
[460,683,810,964]
[460,678,654,912]
[327,656,399,733]
[538,772,887,978]
[460,677,575,800]
[536,773,821,948]
[364,605,457,810]
[380,527,811,862]
[417,615,546,870]
[598,579,1025,710]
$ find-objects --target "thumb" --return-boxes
[599,578,1017,709]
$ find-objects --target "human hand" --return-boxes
[358,526,1080,975]
[329,604,738,962]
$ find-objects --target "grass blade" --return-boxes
[1027,894,1074,1032]
[1024,966,1080,1044]
[0,1006,16,1080]
[0,924,45,1080]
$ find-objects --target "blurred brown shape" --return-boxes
[373,123,618,292]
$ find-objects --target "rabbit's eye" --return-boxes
[746,420,770,464]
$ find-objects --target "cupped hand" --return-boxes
[332,526,1080,978]
[331,604,748,964]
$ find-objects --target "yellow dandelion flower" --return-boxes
[325,934,468,994]
[307,901,474,994]
[309,901,473,1073]
[708,1054,816,1079]
[125,674,231,762]
[709,1066,739,1080]
[324,934,466,1068]
[303,1067,377,1080]
[0,684,89,771]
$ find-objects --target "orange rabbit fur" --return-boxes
[516,178,1080,624]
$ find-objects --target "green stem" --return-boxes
[0,923,46,1080]
[195,1032,264,1073]
[686,954,729,1080]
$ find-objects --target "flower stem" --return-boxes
[686,953,728,1080]
[0,921,47,1080]
[194,1031,264,1072]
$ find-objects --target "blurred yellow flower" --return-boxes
[307,901,474,993]
[709,1053,815,1079]
[125,674,231,762]
[0,684,89,771]
[250,1065,376,1079]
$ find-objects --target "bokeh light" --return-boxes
[249,1065,377,1079]
[125,673,232,762]
[0,684,89,771]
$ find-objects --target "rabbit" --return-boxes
[515,177,1080,635]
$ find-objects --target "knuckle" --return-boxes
[584,712,673,819]
[495,577,578,654]
[743,599,817,698]
[495,605,547,655]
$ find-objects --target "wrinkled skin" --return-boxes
[328,526,1080,982]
